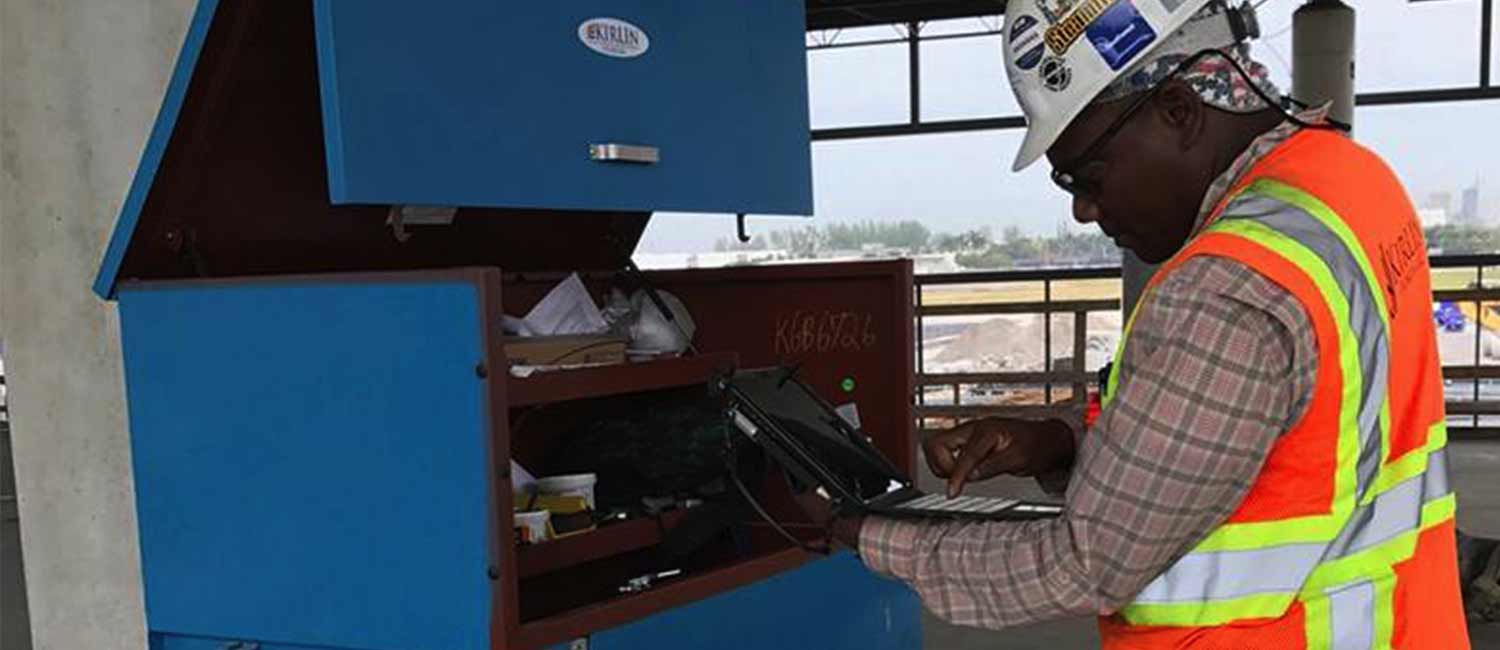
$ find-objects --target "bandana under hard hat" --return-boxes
[1003,0,1280,171]
[1094,3,1281,111]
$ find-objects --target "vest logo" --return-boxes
[1379,220,1424,318]
[1045,0,1115,54]
[578,18,650,59]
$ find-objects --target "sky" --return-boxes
[636,0,1500,254]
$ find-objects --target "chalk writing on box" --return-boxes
[774,310,878,355]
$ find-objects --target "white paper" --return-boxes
[835,402,862,429]
[523,273,608,336]
[501,315,538,336]
[511,460,537,493]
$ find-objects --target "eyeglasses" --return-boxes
[1049,85,1158,198]
[1049,50,1224,199]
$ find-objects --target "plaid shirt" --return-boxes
[858,113,1326,628]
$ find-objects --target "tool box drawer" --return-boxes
[313,0,812,215]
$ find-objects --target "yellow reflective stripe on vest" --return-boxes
[1219,189,1394,502]
[1118,217,1367,625]
[1245,178,1398,507]
[1369,421,1448,498]
[1120,591,1298,627]
[1300,492,1455,650]
[1176,218,1363,550]
[1106,181,1452,641]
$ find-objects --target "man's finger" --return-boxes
[947,433,999,498]
[967,432,1018,479]
[922,423,976,478]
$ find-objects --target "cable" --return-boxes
[1181,48,1351,133]
[727,461,831,556]
[722,426,831,556]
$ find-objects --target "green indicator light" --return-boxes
[841,377,856,392]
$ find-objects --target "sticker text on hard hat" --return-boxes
[1086,0,1157,71]
[1009,14,1039,40]
[578,18,650,59]
[1044,0,1115,55]
[1016,44,1046,70]
[1040,56,1073,91]
[1036,0,1080,25]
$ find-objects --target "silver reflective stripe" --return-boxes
[1427,447,1451,497]
[1326,447,1449,558]
[1327,580,1376,650]
[1132,542,1323,603]
[1222,194,1390,498]
[1130,449,1447,604]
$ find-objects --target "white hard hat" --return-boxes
[1004,0,1214,171]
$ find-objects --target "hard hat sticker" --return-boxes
[1016,43,1047,71]
[1009,14,1039,40]
[1086,0,1157,71]
[1036,0,1081,25]
[1044,0,1115,54]
[1040,56,1073,91]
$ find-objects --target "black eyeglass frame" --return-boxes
[1047,48,1333,199]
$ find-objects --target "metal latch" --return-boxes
[589,143,659,164]
[729,409,759,438]
[385,205,456,243]
[618,568,683,593]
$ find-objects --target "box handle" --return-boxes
[589,143,658,164]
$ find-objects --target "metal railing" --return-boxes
[1431,254,1500,439]
[914,254,1500,441]
[915,265,1122,437]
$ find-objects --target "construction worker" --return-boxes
[801,1,1471,647]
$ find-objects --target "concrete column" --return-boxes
[0,1,195,648]
[1121,250,1154,318]
[1292,0,1357,129]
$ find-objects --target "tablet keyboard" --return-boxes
[895,493,1020,514]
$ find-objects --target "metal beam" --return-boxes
[909,21,921,124]
[807,0,1007,31]
[812,115,1026,140]
[1483,0,1493,88]
[1355,86,1500,107]
[811,86,1500,141]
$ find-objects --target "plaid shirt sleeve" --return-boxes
[858,256,1318,628]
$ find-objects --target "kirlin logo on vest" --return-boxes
[1379,220,1424,318]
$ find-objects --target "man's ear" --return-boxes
[1153,80,1206,151]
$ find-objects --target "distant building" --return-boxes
[1460,183,1481,225]
[1418,208,1448,229]
[1424,191,1453,215]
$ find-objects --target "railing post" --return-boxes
[1044,279,1053,405]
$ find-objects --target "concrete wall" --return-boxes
[0,1,195,648]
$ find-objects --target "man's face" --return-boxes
[1044,87,1204,264]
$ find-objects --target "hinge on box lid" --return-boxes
[386,205,457,243]
[221,642,260,650]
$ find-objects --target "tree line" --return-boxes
[714,219,1118,269]
[714,221,1500,269]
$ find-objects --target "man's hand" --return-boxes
[792,488,864,548]
[922,417,1076,498]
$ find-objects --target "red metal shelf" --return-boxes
[505,352,737,407]
[515,510,690,580]
[514,547,810,650]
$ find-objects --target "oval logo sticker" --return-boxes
[578,18,649,58]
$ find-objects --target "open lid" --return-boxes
[93,0,650,299]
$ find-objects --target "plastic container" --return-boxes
[535,473,597,510]
[514,510,552,544]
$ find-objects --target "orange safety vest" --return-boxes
[1096,129,1469,649]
